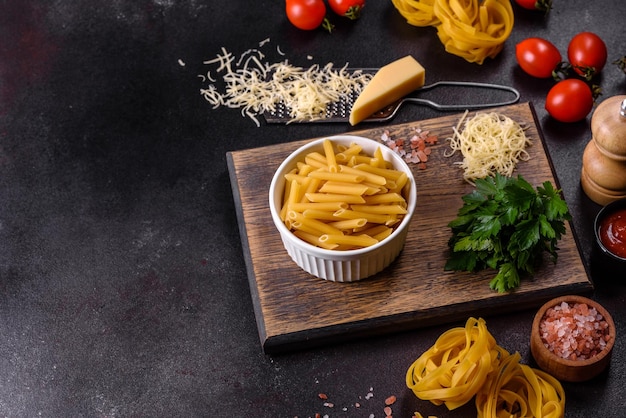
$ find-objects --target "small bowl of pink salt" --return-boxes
[530,295,615,382]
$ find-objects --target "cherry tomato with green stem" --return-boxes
[545,79,594,123]
[568,32,608,79]
[514,0,552,12]
[286,0,328,31]
[328,0,365,20]
[516,38,562,78]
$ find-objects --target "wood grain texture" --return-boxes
[227,102,593,354]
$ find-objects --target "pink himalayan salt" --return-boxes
[539,301,611,361]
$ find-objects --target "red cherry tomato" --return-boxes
[514,0,552,12]
[567,32,608,78]
[515,38,562,78]
[545,79,593,123]
[328,0,365,19]
[286,0,327,30]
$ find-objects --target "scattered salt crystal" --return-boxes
[381,129,437,168]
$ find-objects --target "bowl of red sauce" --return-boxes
[594,198,626,272]
[530,295,615,382]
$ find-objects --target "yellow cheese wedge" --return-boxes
[349,55,426,125]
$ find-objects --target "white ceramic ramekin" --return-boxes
[268,135,417,282]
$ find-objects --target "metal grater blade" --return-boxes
[262,74,520,124]
[264,88,362,123]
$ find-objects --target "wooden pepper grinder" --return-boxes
[581,95,626,205]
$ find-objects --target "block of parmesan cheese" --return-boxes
[349,55,426,125]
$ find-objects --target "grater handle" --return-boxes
[402,81,521,111]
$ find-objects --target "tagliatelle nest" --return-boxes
[406,317,566,417]
[391,0,514,64]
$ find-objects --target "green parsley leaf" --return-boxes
[444,173,571,292]
[489,262,520,293]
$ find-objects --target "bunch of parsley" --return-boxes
[444,173,571,293]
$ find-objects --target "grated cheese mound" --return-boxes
[199,44,372,126]
[444,111,531,183]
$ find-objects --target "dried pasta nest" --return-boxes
[406,317,566,416]
[391,0,515,64]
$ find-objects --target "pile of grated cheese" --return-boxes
[444,111,532,183]
[199,41,372,126]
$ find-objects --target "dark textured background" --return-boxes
[1,1,625,416]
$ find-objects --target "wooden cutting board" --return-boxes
[227,102,593,354]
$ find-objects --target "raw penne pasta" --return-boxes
[385,180,398,190]
[302,209,342,221]
[296,162,314,176]
[302,178,322,201]
[289,211,344,236]
[364,192,406,204]
[348,154,376,166]
[305,154,328,169]
[334,208,394,225]
[280,183,291,221]
[305,193,366,204]
[393,171,409,191]
[356,224,391,236]
[307,151,328,164]
[293,230,338,250]
[354,163,404,180]
[371,146,386,168]
[279,139,411,250]
[323,139,339,172]
[351,204,408,215]
[288,178,304,205]
[290,220,323,237]
[385,218,401,227]
[327,218,368,230]
[280,178,299,221]
[319,181,370,195]
[361,182,386,195]
[307,170,364,183]
[319,233,379,248]
[339,165,387,186]
[335,143,363,162]
[284,173,310,184]
[288,201,348,212]
[372,227,393,241]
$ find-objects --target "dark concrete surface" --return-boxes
[1,1,626,416]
